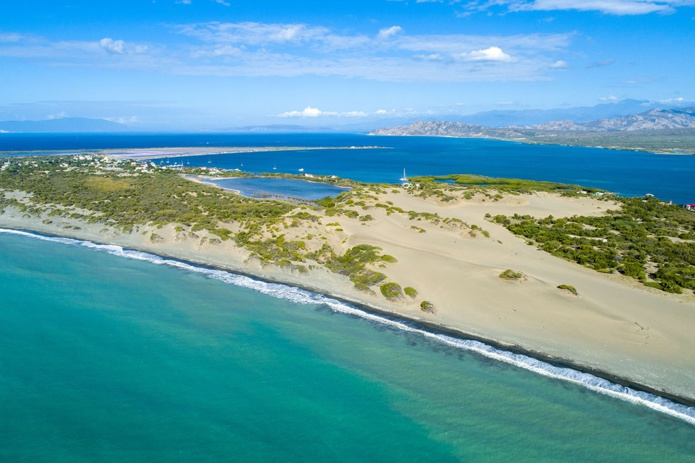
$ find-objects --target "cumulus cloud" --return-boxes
[280,106,323,117]
[378,26,403,39]
[278,107,369,118]
[99,38,126,54]
[458,46,513,62]
[98,38,148,55]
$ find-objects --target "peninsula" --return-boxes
[1,154,694,405]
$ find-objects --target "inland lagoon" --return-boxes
[205,176,350,201]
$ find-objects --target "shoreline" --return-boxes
[2,176,695,409]
[2,222,694,410]
[369,132,695,155]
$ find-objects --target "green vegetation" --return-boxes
[404,286,418,298]
[557,284,578,296]
[0,155,407,297]
[0,156,293,235]
[519,128,695,155]
[492,196,695,293]
[411,174,599,196]
[380,282,403,300]
[420,300,436,313]
[499,269,525,280]
[319,244,391,292]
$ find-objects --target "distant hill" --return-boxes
[529,108,695,132]
[372,108,695,136]
[370,109,695,154]
[0,117,130,133]
[448,99,657,127]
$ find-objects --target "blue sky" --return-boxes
[1,0,694,130]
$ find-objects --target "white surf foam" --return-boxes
[2,227,694,426]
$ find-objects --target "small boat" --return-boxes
[298,168,304,172]
[399,168,408,182]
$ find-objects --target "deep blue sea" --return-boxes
[1,132,693,203]
[2,133,695,460]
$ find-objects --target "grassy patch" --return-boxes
[499,269,524,280]
[557,284,578,296]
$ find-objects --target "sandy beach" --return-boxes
[2,185,694,404]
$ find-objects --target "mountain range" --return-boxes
[371,107,695,136]
[370,108,695,154]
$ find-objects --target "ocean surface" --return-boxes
[1,230,695,461]
[1,132,694,203]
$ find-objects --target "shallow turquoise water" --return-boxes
[1,232,694,462]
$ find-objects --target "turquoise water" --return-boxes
[1,231,694,461]
[208,177,350,200]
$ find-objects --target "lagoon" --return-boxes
[207,177,350,201]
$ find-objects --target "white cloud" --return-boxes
[0,33,23,43]
[549,59,569,68]
[466,46,513,61]
[97,38,148,55]
[178,22,332,46]
[600,95,619,101]
[463,0,695,15]
[214,0,230,6]
[280,106,323,118]
[99,38,126,54]
[278,107,369,118]
[0,23,572,84]
[191,44,241,58]
[378,26,403,39]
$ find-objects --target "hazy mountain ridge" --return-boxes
[529,108,695,132]
[370,108,695,154]
[373,108,695,136]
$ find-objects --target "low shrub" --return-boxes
[420,300,436,313]
[404,286,418,298]
[380,282,403,300]
[499,269,524,280]
[557,284,578,296]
